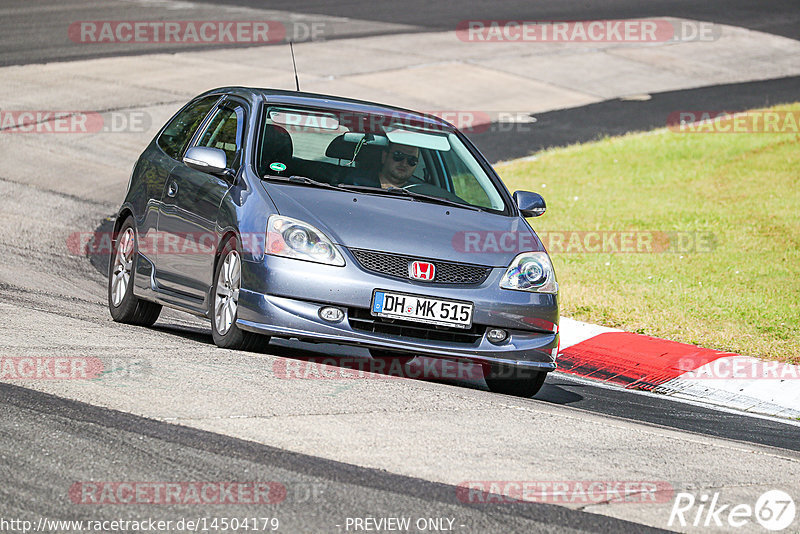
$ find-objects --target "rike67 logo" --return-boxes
[669,490,796,531]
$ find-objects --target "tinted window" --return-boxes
[196,105,244,168]
[441,143,493,208]
[256,106,507,212]
[157,96,219,159]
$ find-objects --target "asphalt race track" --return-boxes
[1,2,800,533]
[3,0,799,66]
[1,382,672,533]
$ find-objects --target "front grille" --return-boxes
[348,308,485,344]
[349,248,491,285]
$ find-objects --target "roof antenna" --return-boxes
[289,41,300,91]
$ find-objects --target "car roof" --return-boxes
[198,86,455,131]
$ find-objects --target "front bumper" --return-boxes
[237,252,559,371]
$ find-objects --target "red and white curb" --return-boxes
[557,318,800,419]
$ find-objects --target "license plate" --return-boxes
[370,290,474,329]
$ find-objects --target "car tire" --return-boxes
[108,216,162,326]
[368,348,415,367]
[210,236,268,351]
[484,364,547,397]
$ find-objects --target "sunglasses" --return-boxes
[391,151,419,166]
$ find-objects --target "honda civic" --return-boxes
[108,87,559,396]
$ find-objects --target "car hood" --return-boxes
[261,182,544,267]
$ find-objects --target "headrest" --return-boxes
[262,124,293,162]
[325,134,386,166]
[325,134,355,160]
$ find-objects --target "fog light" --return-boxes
[487,328,508,344]
[319,306,344,322]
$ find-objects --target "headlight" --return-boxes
[500,252,558,294]
[267,215,345,266]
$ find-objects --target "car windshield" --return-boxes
[256,106,507,212]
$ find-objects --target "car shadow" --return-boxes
[534,380,585,405]
[142,322,586,404]
[142,320,494,390]
[150,323,216,346]
[88,217,116,277]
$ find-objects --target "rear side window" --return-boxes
[157,96,219,160]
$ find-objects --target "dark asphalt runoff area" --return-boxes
[0,382,668,534]
[470,75,800,162]
[198,0,800,41]
[3,0,794,67]
[2,0,799,65]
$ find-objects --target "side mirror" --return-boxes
[183,146,231,176]
[514,191,546,217]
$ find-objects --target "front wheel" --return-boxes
[210,237,268,351]
[484,364,547,397]
[108,217,161,326]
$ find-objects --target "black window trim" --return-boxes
[155,94,224,162]
[189,99,248,171]
[252,100,513,215]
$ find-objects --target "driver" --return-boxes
[377,143,422,188]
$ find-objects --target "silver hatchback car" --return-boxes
[108,87,559,397]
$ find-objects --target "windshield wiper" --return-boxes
[392,187,481,211]
[335,184,420,200]
[265,178,482,211]
[263,174,341,191]
[334,184,390,193]
[337,184,481,210]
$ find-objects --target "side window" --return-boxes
[196,104,244,168]
[411,150,429,182]
[441,148,492,208]
[413,150,446,188]
[157,96,219,160]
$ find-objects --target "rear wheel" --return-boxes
[108,217,161,326]
[210,236,267,351]
[484,364,547,397]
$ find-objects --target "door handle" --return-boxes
[167,181,178,197]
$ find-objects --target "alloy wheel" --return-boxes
[214,249,241,335]
[110,227,134,307]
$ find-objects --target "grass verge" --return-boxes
[497,104,800,363]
